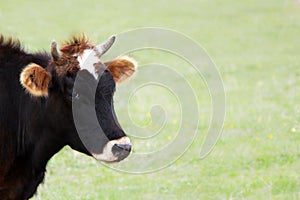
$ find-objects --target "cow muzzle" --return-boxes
[91,136,131,162]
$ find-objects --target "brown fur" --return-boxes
[52,54,80,76]
[106,56,137,83]
[20,63,51,97]
[60,34,94,55]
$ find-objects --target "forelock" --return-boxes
[52,35,96,76]
[59,34,94,55]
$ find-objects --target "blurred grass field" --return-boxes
[0,0,300,199]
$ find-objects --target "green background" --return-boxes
[0,0,299,199]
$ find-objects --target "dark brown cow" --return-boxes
[0,34,137,200]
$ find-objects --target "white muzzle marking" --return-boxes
[92,136,131,162]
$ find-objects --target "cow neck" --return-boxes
[16,95,47,156]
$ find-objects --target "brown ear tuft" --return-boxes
[20,63,51,97]
[106,56,137,83]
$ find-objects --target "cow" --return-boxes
[0,34,137,200]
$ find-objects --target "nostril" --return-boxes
[114,144,131,152]
[111,142,132,161]
[114,143,132,152]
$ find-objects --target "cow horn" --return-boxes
[95,36,116,56]
[51,40,60,61]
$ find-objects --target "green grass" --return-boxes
[1,0,300,199]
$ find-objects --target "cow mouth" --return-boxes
[91,136,131,163]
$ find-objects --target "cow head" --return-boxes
[19,35,136,162]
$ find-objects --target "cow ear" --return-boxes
[105,56,137,83]
[20,63,51,97]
